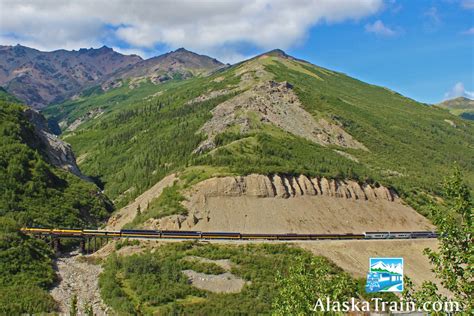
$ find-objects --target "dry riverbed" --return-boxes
[50,251,109,315]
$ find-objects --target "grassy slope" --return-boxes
[43,80,182,127]
[44,55,474,215]
[265,58,474,209]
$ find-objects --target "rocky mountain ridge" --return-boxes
[0,45,224,108]
[101,48,225,90]
[0,45,142,108]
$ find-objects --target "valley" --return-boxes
[1,44,472,315]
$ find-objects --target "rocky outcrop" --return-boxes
[184,174,396,201]
[24,108,85,178]
[195,80,367,153]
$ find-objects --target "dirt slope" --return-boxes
[107,173,177,230]
[196,80,367,153]
[299,239,448,295]
[147,174,433,234]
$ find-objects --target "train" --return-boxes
[20,227,438,240]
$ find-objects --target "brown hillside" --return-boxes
[139,174,433,234]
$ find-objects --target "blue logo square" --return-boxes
[365,258,404,292]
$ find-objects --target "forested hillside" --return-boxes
[0,95,113,313]
[45,51,474,216]
[0,218,57,314]
[0,101,112,226]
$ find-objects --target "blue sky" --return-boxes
[0,0,473,103]
[293,1,474,104]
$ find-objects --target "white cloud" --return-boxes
[365,20,397,36]
[462,27,474,35]
[0,0,383,62]
[444,82,474,100]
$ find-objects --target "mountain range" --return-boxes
[1,44,472,209]
[0,45,141,107]
[40,47,473,216]
[0,45,223,108]
[101,48,224,91]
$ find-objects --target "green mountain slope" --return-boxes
[1,102,112,227]
[44,50,474,214]
[0,218,57,314]
[0,94,113,313]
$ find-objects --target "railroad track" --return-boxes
[21,227,438,241]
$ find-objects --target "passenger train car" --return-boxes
[21,227,438,240]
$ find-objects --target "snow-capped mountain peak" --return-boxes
[371,261,403,274]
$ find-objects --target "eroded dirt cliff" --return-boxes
[145,174,433,234]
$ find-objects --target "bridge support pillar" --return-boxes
[53,238,60,254]
[87,237,91,254]
[79,239,86,254]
